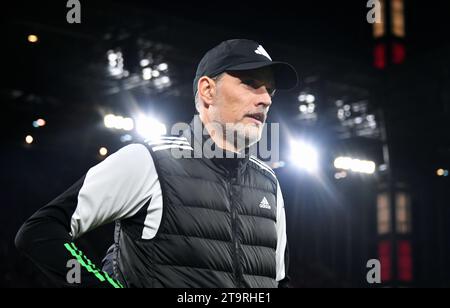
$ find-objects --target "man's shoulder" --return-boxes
[248,156,278,183]
[107,143,152,165]
[142,135,193,153]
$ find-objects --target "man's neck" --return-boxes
[208,126,241,154]
[200,114,241,154]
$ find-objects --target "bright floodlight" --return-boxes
[306,94,315,104]
[140,59,150,67]
[104,114,117,128]
[104,114,134,131]
[157,63,168,71]
[108,53,118,63]
[113,116,124,130]
[136,115,167,140]
[36,118,46,127]
[25,135,34,144]
[32,119,46,128]
[142,68,152,80]
[161,76,170,84]
[99,147,108,156]
[28,34,38,43]
[290,140,319,173]
[334,156,376,174]
[122,117,134,131]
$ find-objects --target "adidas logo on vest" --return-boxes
[259,197,271,210]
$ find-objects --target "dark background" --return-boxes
[1,0,449,287]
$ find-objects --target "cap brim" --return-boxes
[225,61,298,90]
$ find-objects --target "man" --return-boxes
[15,39,298,288]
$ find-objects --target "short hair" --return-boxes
[194,73,225,113]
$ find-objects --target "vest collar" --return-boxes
[182,115,250,173]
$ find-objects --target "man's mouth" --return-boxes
[244,112,265,125]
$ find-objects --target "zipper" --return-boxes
[228,172,241,287]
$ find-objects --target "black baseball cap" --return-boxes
[193,39,298,96]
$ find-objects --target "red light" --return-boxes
[398,240,413,282]
[392,42,406,64]
[374,44,386,69]
[378,240,391,281]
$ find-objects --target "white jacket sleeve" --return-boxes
[275,180,288,282]
[70,143,162,239]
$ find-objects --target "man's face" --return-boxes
[210,67,275,148]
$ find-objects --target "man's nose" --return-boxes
[256,86,272,108]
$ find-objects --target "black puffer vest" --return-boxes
[114,117,278,288]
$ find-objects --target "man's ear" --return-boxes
[198,76,216,108]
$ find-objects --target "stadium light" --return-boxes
[104,114,134,131]
[140,59,150,67]
[32,118,46,128]
[157,63,168,71]
[290,140,319,173]
[334,156,376,174]
[28,34,38,43]
[135,115,167,140]
[25,135,34,144]
[104,114,117,128]
[99,147,108,156]
[142,68,152,80]
[436,169,449,177]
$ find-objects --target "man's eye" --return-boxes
[242,79,275,96]
[242,79,258,88]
